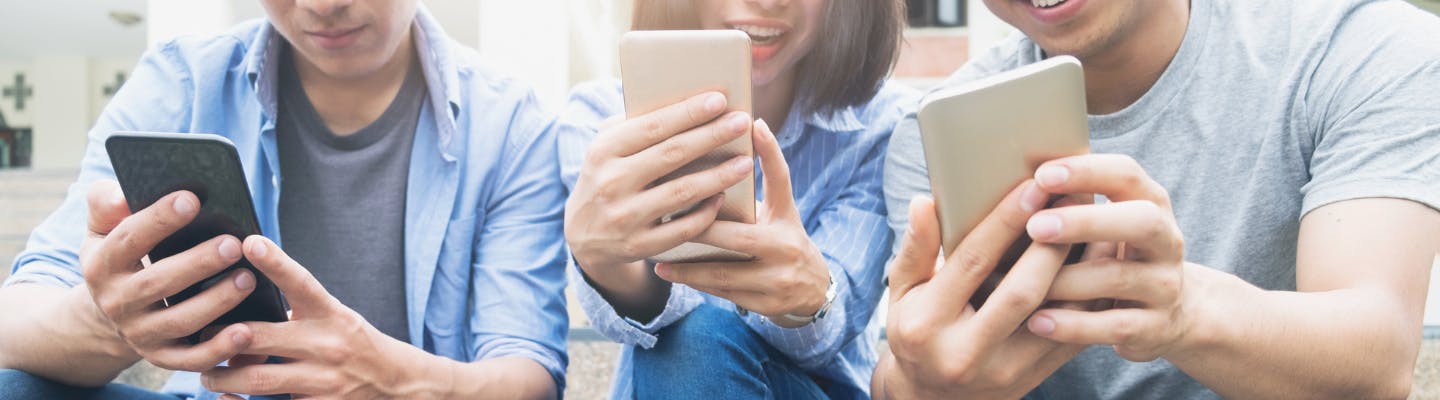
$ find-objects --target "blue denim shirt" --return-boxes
[4,8,569,397]
[557,79,917,398]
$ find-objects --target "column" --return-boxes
[29,56,90,170]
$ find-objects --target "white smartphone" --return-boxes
[918,56,1091,306]
[619,30,757,264]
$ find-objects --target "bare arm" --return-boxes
[1166,198,1437,399]
[0,283,137,386]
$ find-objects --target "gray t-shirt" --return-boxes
[884,0,1440,398]
[276,47,424,342]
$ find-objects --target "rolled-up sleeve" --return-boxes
[468,91,571,388]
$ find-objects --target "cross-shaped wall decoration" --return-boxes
[2,73,34,112]
[103,72,127,97]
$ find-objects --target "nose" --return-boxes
[296,0,354,18]
[744,0,790,11]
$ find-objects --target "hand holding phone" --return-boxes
[566,30,759,279]
[95,133,287,353]
[918,56,1092,307]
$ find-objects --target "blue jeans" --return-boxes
[0,369,179,400]
[633,304,833,400]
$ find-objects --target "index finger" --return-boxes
[241,236,335,312]
[598,91,729,158]
[928,180,1049,317]
[1033,154,1171,207]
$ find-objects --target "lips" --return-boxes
[305,25,365,50]
[729,22,790,64]
[1018,0,1086,25]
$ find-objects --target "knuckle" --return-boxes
[657,141,688,167]
[938,359,976,384]
[246,369,276,393]
[131,273,164,299]
[643,116,667,144]
[990,291,1041,313]
[1111,318,1138,344]
[950,248,992,278]
[155,316,192,339]
[710,267,731,287]
[991,365,1023,387]
[667,180,699,203]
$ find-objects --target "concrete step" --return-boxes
[0,196,68,216]
[0,212,49,237]
[0,169,78,195]
[104,335,1440,400]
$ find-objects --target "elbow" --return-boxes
[1379,374,1414,400]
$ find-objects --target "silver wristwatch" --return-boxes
[780,274,837,325]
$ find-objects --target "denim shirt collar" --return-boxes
[242,4,463,160]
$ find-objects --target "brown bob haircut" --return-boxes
[632,0,906,117]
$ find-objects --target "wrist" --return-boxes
[67,285,137,362]
[1166,264,1239,363]
[393,344,458,400]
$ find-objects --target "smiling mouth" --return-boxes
[731,24,787,45]
[1031,0,1068,8]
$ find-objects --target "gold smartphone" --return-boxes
[619,30,757,264]
[918,56,1091,307]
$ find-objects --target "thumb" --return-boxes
[887,196,942,305]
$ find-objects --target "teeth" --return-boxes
[1030,0,1065,7]
[732,24,785,40]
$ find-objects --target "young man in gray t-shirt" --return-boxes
[875,0,1440,398]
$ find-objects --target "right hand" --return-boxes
[874,183,1089,399]
[565,91,755,272]
[78,180,255,372]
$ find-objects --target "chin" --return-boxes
[311,58,388,81]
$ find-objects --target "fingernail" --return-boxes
[218,238,241,261]
[173,195,196,215]
[1036,166,1070,188]
[654,263,673,280]
[1029,315,1056,335]
[730,157,753,174]
[249,238,268,258]
[729,112,750,132]
[1020,183,1047,213]
[704,93,726,113]
[233,269,254,290]
[755,118,771,135]
[1028,214,1062,239]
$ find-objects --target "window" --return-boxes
[908,0,967,28]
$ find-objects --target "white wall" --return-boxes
[28,56,91,170]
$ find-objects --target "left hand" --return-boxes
[653,119,831,328]
[201,236,446,399]
[1023,154,1210,362]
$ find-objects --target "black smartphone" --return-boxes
[106,132,287,343]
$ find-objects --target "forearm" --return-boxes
[415,355,556,400]
[579,260,670,322]
[0,284,139,386]
[1170,267,1419,399]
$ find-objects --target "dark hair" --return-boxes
[632,0,906,116]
